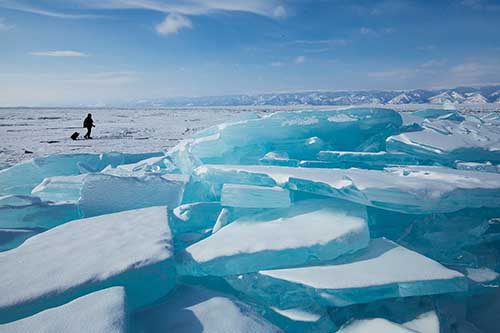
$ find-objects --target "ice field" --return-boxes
[1,105,500,332]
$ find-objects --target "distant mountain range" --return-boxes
[127,85,500,107]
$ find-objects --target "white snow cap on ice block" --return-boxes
[227,238,466,308]
[183,199,369,276]
[260,238,466,306]
[196,164,500,214]
[221,184,291,208]
[337,311,439,333]
[0,287,126,333]
[132,285,283,333]
[0,206,175,323]
[338,318,419,333]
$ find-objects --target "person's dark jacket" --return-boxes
[83,117,94,129]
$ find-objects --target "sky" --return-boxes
[0,0,499,106]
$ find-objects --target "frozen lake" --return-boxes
[0,104,496,169]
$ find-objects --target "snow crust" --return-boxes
[0,287,126,333]
[0,206,174,322]
[183,199,369,275]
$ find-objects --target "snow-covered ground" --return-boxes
[0,104,494,169]
[0,107,267,169]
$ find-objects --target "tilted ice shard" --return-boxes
[31,174,87,202]
[79,173,187,217]
[0,228,43,252]
[221,184,291,208]
[412,108,465,122]
[185,108,402,164]
[317,151,418,169]
[0,152,161,195]
[0,206,175,323]
[131,285,283,333]
[226,238,466,308]
[212,207,230,234]
[171,201,222,234]
[196,164,500,213]
[102,155,173,177]
[266,305,336,333]
[455,161,499,173]
[259,151,299,167]
[0,287,126,333]
[181,199,369,276]
[387,117,500,164]
[403,311,440,333]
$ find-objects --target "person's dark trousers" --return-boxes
[84,127,92,139]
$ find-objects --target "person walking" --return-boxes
[83,113,95,139]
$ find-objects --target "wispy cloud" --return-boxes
[156,13,192,35]
[282,38,348,53]
[285,39,348,47]
[460,0,500,10]
[0,0,287,36]
[29,50,89,57]
[368,68,414,79]
[417,45,436,51]
[419,59,447,69]
[0,17,11,31]
[294,55,305,64]
[0,1,104,19]
[0,0,287,29]
[360,26,395,37]
[270,61,285,67]
[64,71,139,85]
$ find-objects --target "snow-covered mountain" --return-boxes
[127,85,500,107]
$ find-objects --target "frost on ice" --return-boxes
[1,107,500,332]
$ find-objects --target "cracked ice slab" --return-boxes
[181,199,369,276]
[0,287,126,333]
[195,164,500,214]
[187,108,402,163]
[316,151,417,169]
[221,184,291,208]
[0,198,81,229]
[0,152,162,195]
[79,173,187,217]
[0,206,175,323]
[31,173,188,217]
[227,238,466,308]
[132,285,283,333]
[387,117,500,164]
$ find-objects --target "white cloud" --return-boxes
[273,5,287,17]
[29,50,89,57]
[156,13,192,35]
[294,55,305,64]
[270,61,284,67]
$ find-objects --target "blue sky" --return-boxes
[0,0,499,105]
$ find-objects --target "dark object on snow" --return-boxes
[24,149,33,154]
[83,113,95,139]
[71,132,79,140]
